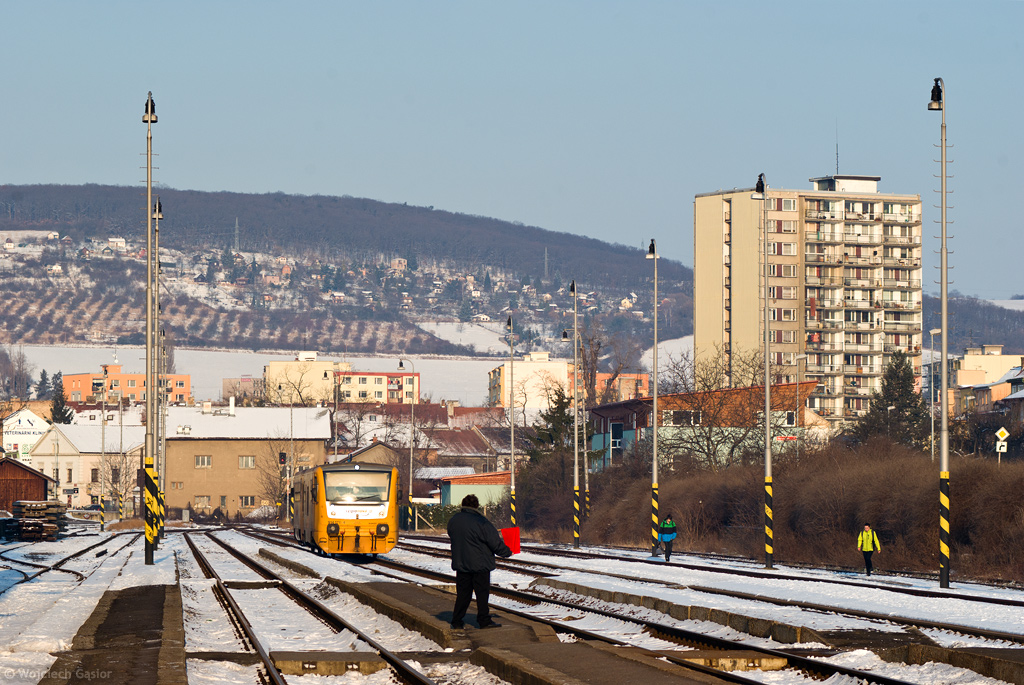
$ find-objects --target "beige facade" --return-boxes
[164,405,330,517]
[264,352,419,405]
[487,351,570,411]
[695,175,922,426]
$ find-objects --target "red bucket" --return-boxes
[500,526,521,555]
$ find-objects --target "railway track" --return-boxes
[240,528,956,685]
[184,531,438,684]
[0,531,140,589]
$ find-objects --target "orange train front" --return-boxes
[292,463,399,555]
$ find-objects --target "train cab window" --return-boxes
[312,480,318,504]
[324,471,390,503]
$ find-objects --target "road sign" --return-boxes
[774,435,797,441]
[995,427,1009,441]
[996,441,1008,453]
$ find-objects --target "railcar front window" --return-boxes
[324,472,390,503]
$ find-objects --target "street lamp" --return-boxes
[646,240,659,557]
[561,281,580,548]
[142,91,157,566]
[887,405,896,436]
[398,359,417,527]
[753,173,773,569]
[506,316,517,526]
[929,77,951,588]
[929,328,941,462]
[324,368,340,461]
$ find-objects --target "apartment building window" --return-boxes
[375,377,383,385]
[768,286,796,300]
[220,496,227,508]
[240,496,255,507]
[112,379,120,387]
[343,390,352,399]
[196,496,210,508]
[770,308,796,322]
[195,455,212,468]
[358,377,367,385]
[664,410,701,426]
[342,376,352,384]
[782,199,797,211]
[771,352,795,365]
[172,482,183,489]
[176,380,185,388]
[770,263,797,278]
[375,391,383,399]
[359,390,368,399]
[128,379,136,388]
[239,455,255,469]
[771,242,797,256]
[770,220,797,233]
[771,330,796,343]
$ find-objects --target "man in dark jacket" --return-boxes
[447,494,513,629]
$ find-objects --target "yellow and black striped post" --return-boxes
[158,488,165,541]
[939,471,950,588]
[118,494,124,520]
[510,489,516,527]
[764,476,774,569]
[99,499,105,532]
[289,489,295,522]
[651,484,659,556]
[144,462,158,563]
[573,486,580,547]
[585,489,590,518]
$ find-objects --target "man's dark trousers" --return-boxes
[863,550,874,576]
[452,570,492,625]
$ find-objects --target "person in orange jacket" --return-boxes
[857,524,881,576]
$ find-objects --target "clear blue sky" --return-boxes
[2,2,1021,297]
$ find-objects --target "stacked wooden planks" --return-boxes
[12,500,66,541]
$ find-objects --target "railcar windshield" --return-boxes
[323,471,391,503]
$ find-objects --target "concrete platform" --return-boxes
[330,579,727,684]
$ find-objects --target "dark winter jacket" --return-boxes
[447,506,513,572]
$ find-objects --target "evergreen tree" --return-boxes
[205,258,217,283]
[483,272,492,292]
[851,351,929,446]
[36,370,50,400]
[49,372,74,424]
[457,299,473,322]
[406,251,418,271]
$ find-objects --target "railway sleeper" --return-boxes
[877,644,1024,685]
[270,650,387,676]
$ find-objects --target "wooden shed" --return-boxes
[0,457,57,512]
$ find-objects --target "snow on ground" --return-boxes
[990,300,1024,312]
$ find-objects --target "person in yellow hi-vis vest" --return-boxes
[857,524,881,576]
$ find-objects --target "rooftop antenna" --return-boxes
[835,119,839,175]
[544,247,548,281]
[234,218,240,252]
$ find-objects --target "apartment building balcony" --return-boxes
[883,321,922,332]
[843,278,882,288]
[806,363,844,375]
[845,321,879,331]
[723,230,731,243]
[883,343,921,353]
[844,385,874,397]
[723,210,731,222]
[843,232,883,245]
[805,253,843,264]
[806,231,844,243]
[847,212,881,222]
[845,364,881,375]
[881,256,922,267]
[882,234,922,245]
[882,212,921,225]
[884,301,922,311]
[807,319,845,330]
[808,298,844,309]
[842,255,882,266]
[805,210,844,221]
[882,278,921,289]
[804,275,844,286]
[845,407,869,418]
[844,343,882,353]
[844,299,877,310]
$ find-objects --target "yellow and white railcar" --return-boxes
[292,463,398,555]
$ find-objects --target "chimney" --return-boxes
[229,396,235,416]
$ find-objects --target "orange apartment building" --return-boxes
[63,364,193,405]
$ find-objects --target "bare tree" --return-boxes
[577,319,643,408]
[658,346,792,471]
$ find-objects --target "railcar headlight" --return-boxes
[376,523,389,537]
[326,523,340,536]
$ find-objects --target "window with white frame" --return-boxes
[374,391,383,398]
[195,495,210,508]
[768,286,797,300]
[770,308,796,321]
[195,455,212,468]
[358,377,367,385]
[772,242,797,256]
[240,495,255,507]
[238,455,255,469]
[359,390,368,398]
[782,199,797,211]
[375,377,383,385]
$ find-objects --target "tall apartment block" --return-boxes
[694,175,922,425]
